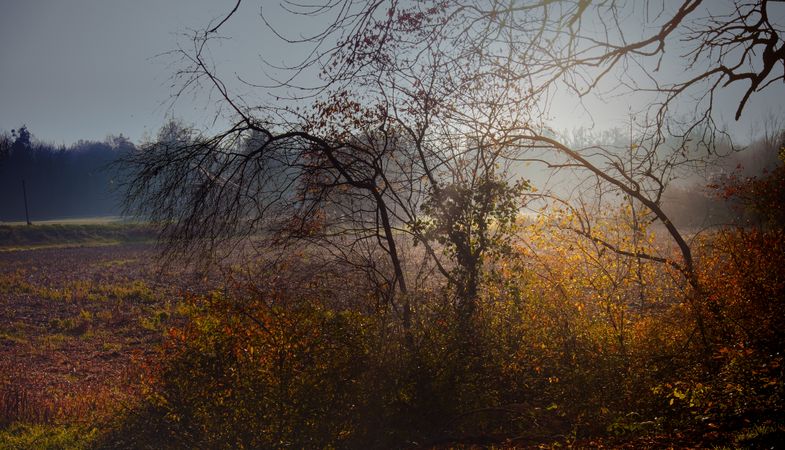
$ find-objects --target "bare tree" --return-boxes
[124,0,785,348]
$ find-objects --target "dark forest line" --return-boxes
[0,126,132,222]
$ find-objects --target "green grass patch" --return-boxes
[0,223,155,251]
[0,423,98,450]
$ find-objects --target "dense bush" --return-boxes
[100,271,569,448]
[97,224,785,448]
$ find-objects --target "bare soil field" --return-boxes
[0,241,195,427]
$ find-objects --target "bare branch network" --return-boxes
[124,0,785,336]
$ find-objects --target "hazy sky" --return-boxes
[2,1,784,146]
[0,0,279,145]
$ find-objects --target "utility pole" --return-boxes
[22,179,31,225]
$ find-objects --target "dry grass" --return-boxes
[0,241,199,429]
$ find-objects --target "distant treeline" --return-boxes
[0,126,132,222]
[1,123,781,226]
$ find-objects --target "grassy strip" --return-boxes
[0,223,156,251]
[0,423,98,450]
